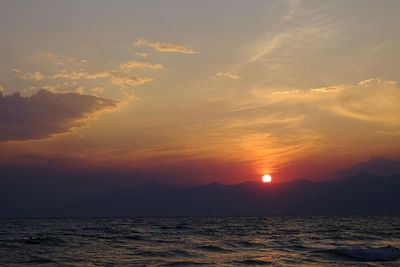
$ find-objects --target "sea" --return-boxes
[0,216,399,266]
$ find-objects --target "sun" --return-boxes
[262,174,272,183]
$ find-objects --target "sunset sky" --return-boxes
[1,0,400,185]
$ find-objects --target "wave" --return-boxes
[160,261,207,266]
[134,249,198,258]
[234,240,266,248]
[329,245,400,262]
[134,251,175,258]
[194,228,218,236]
[125,234,143,240]
[195,244,233,253]
[25,256,56,264]
[151,239,175,244]
[284,244,310,252]
[24,236,66,246]
[1,216,400,266]
[231,259,272,265]
[82,226,125,235]
[0,239,21,248]
[169,249,198,258]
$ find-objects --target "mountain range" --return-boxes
[54,173,399,217]
[1,157,399,217]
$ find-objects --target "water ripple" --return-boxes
[0,216,399,265]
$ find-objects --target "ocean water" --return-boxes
[0,216,400,266]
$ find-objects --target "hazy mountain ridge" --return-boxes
[48,173,400,217]
[2,157,400,217]
[338,157,400,178]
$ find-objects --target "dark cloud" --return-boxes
[0,89,117,142]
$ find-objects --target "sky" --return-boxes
[0,0,400,187]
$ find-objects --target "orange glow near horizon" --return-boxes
[0,1,399,186]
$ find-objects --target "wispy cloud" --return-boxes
[136,52,151,57]
[255,79,400,125]
[52,71,108,80]
[329,79,400,124]
[134,38,197,54]
[247,31,291,63]
[247,23,339,65]
[120,60,164,71]
[40,53,88,66]
[212,71,242,80]
[12,68,44,81]
[245,1,342,68]
[52,70,152,87]
[108,71,153,87]
[282,0,300,23]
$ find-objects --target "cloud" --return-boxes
[330,79,400,124]
[41,53,88,66]
[108,71,153,87]
[282,0,300,22]
[212,71,242,80]
[0,89,117,142]
[247,32,291,63]
[136,52,151,57]
[52,70,108,80]
[12,68,44,81]
[246,11,341,66]
[120,60,164,71]
[53,70,152,87]
[135,38,197,54]
[256,79,400,124]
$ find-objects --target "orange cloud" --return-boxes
[255,79,400,125]
[40,53,88,66]
[52,70,152,87]
[212,71,242,80]
[135,38,197,54]
[12,68,44,81]
[120,60,164,71]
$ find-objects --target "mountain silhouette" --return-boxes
[51,173,400,217]
[1,157,400,217]
[338,157,400,177]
